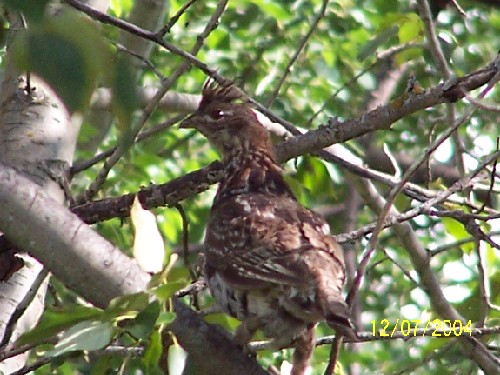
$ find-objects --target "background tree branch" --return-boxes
[71,55,499,224]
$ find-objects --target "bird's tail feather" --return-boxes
[318,288,357,341]
[326,309,357,341]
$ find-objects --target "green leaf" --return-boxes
[104,292,150,320]
[45,321,113,357]
[157,311,176,325]
[3,0,50,22]
[17,305,103,346]
[153,282,186,301]
[12,10,111,113]
[398,14,423,43]
[334,361,345,375]
[442,217,473,253]
[143,330,163,371]
[395,47,422,65]
[89,353,116,375]
[358,26,397,60]
[110,0,134,17]
[127,301,161,340]
[112,55,139,134]
[394,192,411,211]
[203,312,240,331]
[20,32,87,111]
[249,0,290,20]
[166,266,191,283]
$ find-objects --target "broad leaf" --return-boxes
[17,305,103,346]
[45,321,113,357]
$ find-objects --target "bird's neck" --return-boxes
[215,149,295,201]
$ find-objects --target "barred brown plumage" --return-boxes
[180,80,356,375]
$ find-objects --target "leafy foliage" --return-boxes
[1,0,499,374]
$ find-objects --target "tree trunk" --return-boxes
[0,14,80,372]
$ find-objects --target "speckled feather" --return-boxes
[181,81,355,375]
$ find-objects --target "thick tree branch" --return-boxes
[0,165,149,308]
[90,87,199,113]
[276,57,499,161]
[169,299,269,375]
[71,161,223,223]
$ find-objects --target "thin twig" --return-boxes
[426,209,500,222]
[249,325,500,350]
[171,203,195,281]
[306,43,425,126]
[417,0,451,79]
[389,342,456,375]
[10,358,51,375]
[418,0,465,184]
[376,42,425,61]
[380,248,420,286]
[78,142,137,203]
[72,0,229,203]
[63,0,219,78]
[461,218,500,251]
[449,0,467,17]
[71,147,114,177]
[0,343,37,362]
[345,111,472,307]
[71,114,185,177]
[428,230,500,256]
[157,0,199,37]
[266,0,329,107]
[114,42,166,80]
[465,93,500,112]
[476,238,489,327]
[324,336,342,375]
[335,200,500,245]
[477,137,499,213]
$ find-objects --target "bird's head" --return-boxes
[180,80,274,161]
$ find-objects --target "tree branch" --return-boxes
[346,169,500,374]
[71,55,499,224]
[71,161,223,223]
[169,299,269,375]
[0,164,150,308]
[276,56,499,161]
[249,325,500,349]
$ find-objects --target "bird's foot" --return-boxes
[175,278,207,298]
[196,303,224,317]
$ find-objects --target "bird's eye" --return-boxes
[209,109,225,120]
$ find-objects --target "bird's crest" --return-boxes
[198,79,244,110]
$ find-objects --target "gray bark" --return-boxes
[0,5,104,371]
[0,22,78,368]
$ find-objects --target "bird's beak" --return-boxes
[179,114,196,129]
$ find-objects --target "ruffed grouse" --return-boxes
[181,81,355,375]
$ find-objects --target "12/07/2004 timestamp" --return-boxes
[371,319,473,337]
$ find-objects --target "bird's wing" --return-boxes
[205,194,345,289]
